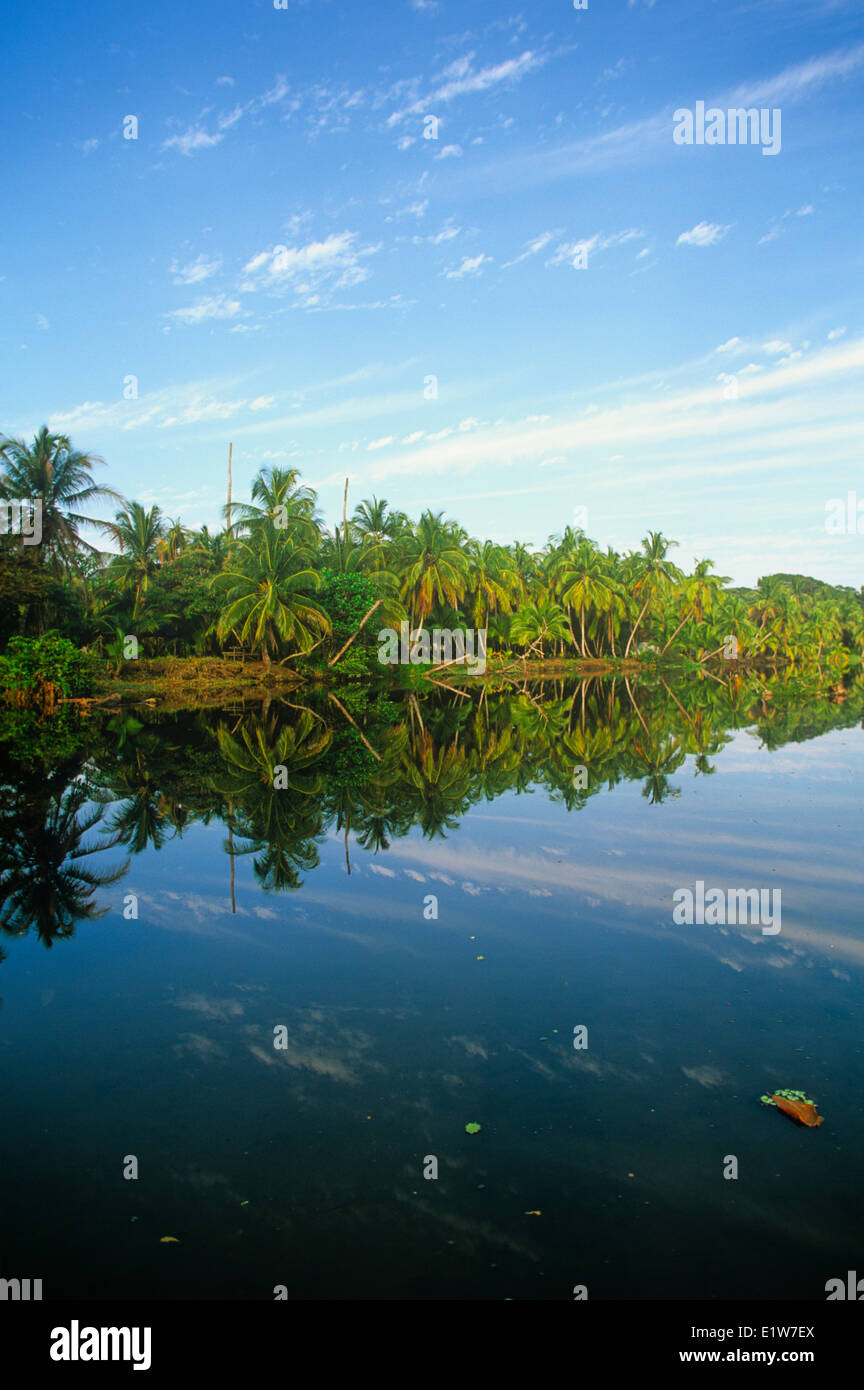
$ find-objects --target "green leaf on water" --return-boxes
[465,1122,481,1134]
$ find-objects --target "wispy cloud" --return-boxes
[163,127,223,156]
[166,294,244,325]
[443,253,490,279]
[170,253,223,285]
[387,49,548,124]
[677,221,730,247]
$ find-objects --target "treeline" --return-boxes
[1,427,863,676]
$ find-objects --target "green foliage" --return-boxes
[0,632,96,697]
[319,570,379,640]
[320,730,375,788]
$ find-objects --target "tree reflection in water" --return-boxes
[1,667,860,948]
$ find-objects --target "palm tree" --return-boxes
[157,516,189,564]
[510,594,570,658]
[102,501,167,618]
[623,532,680,659]
[0,426,121,577]
[556,543,617,657]
[401,510,470,626]
[660,558,729,655]
[466,539,516,628]
[230,466,320,546]
[213,521,331,664]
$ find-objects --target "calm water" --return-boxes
[1,675,863,1300]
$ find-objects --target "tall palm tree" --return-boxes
[102,501,166,618]
[401,510,470,626]
[230,466,320,546]
[466,539,516,628]
[556,543,617,657]
[0,426,121,577]
[213,521,330,664]
[623,532,680,659]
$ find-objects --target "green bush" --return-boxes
[0,632,97,698]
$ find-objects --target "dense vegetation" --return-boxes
[1,427,862,693]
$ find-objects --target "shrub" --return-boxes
[0,632,97,703]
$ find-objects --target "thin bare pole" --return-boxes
[226,442,233,540]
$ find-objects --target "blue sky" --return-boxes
[3,0,863,586]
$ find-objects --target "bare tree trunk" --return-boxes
[327,598,383,667]
[624,595,651,659]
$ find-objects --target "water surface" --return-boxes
[1,675,862,1300]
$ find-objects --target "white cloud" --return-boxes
[434,143,463,160]
[443,253,489,279]
[676,221,730,248]
[716,337,741,353]
[240,232,379,301]
[356,339,864,495]
[366,436,394,450]
[216,76,235,86]
[417,222,461,245]
[546,228,644,268]
[388,50,547,124]
[828,326,847,340]
[170,253,223,285]
[167,294,243,325]
[503,230,557,268]
[162,128,224,156]
[762,339,792,354]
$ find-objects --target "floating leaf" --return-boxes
[524,1210,542,1216]
[465,1122,481,1134]
[761,1089,823,1126]
[159,1236,180,1243]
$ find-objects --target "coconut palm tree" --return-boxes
[213,521,330,664]
[466,539,517,628]
[102,502,167,618]
[510,594,570,658]
[401,511,470,626]
[0,426,121,578]
[623,532,680,659]
[230,466,320,546]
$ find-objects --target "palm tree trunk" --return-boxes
[624,595,651,659]
[660,605,694,656]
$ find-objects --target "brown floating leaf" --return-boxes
[771,1093,823,1127]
